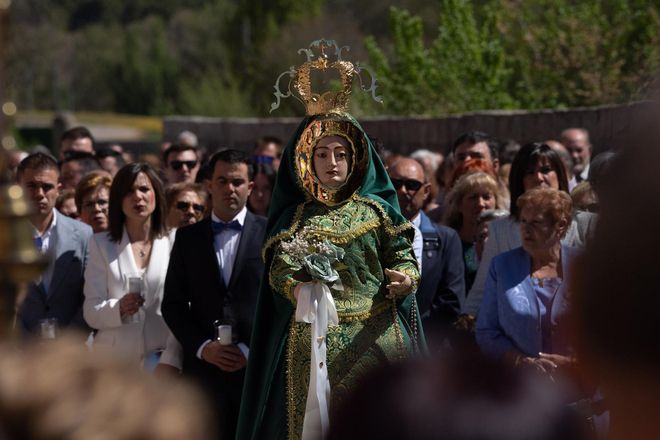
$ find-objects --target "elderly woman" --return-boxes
[83,163,173,366]
[444,172,507,293]
[75,171,112,233]
[463,142,596,317]
[164,182,207,230]
[476,188,577,373]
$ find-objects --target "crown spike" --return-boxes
[270,39,382,115]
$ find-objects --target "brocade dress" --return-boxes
[268,195,419,437]
[236,113,422,440]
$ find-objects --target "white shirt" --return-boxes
[33,209,57,292]
[579,163,590,182]
[212,207,247,285]
[411,212,423,276]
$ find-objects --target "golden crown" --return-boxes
[270,39,382,115]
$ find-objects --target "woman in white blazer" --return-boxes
[84,163,173,365]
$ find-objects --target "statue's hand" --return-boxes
[384,268,412,299]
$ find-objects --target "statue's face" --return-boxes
[313,136,351,188]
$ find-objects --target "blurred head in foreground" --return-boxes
[0,336,216,440]
[572,100,660,440]
[329,353,587,440]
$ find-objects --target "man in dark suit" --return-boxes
[162,149,266,439]
[388,158,464,348]
[17,153,93,335]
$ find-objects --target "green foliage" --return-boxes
[365,2,513,115]
[431,0,513,111]
[9,0,323,116]
[365,0,660,115]
[7,0,660,117]
[499,0,660,108]
[108,17,178,115]
[178,74,254,117]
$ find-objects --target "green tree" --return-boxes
[365,1,513,116]
[365,1,660,115]
[109,17,178,114]
[499,0,660,108]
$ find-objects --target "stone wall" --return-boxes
[163,101,654,156]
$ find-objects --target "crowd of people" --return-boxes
[2,118,637,440]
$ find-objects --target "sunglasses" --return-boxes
[175,201,205,213]
[82,198,109,210]
[390,178,423,191]
[169,160,198,171]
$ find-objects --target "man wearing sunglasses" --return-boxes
[59,126,95,161]
[165,182,208,229]
[163,144,201,184]
[389,158,465,350]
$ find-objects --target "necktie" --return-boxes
[212,220,242,235]
[34,236,43,252]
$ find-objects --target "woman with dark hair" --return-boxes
[462,142,596,318]
[247,162,276,216]
[83,163,174,366]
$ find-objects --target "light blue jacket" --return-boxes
[476,245,579,359]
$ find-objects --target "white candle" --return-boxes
[216,325,232,345]
[40,319,57,340]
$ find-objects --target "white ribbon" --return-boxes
[295,281,339,440]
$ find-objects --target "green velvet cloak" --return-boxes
[236,113,424,440]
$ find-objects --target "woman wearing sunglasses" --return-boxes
[164,182,208,230]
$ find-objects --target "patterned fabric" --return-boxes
[286,310,402,437]
[269,197,418,439]
[236,113,422,440]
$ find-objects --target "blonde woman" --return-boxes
[444,172,507,292]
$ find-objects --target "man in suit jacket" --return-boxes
[162,149,266,439]
[388,158,465,348]
[17,153,93,335]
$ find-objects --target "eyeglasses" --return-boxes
[175,201,205,213]
[390,178,423,191]
[169,160,198,171]
[82,199,109,210]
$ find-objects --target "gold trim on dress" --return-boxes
[286,316,298,440]
[263,202,308,260]
[336,300,390,323]
[357,195,417,237]
[390,298,407,360]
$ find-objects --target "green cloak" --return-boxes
[236,112,424,440]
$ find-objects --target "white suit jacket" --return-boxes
[83,228,174,363]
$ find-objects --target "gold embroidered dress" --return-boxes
[270,195,419,434]
[237,113,422,440]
